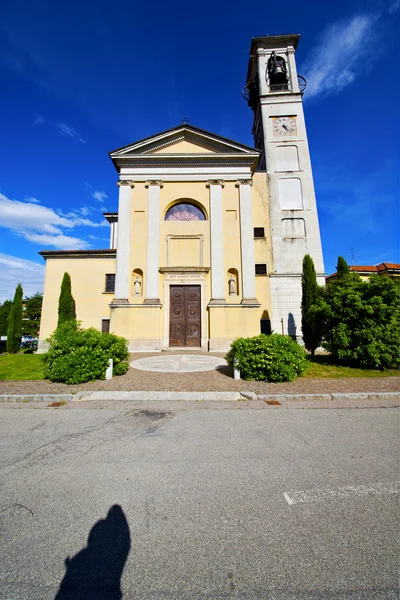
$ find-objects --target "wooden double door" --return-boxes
[169,285,201,347]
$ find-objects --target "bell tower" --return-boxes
[244,34,325,339]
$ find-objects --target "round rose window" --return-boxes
[165,203,205,221]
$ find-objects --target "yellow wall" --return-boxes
[110,305,161,340]
[154,140,216,154]
[39,257,116,341]
[39,169,272,350]
[209,306,262,341]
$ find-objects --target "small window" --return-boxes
[254,227,265,238]
[101,319,110,334]
[105,274,115,293]
[255,264,267,276]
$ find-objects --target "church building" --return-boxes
[38,34,325,353]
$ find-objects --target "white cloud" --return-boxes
[0,192,107,249]
[0,253,45,303]
[33,112,44,125]
[388,0,400,14]
[301,13,378,100]
[24,196,41,204]
[0,193,74,234]
[71,217,108,228]
[88,235,110,242]
[56,122,86,144]
[23,232,90,249]
[92,190,108,202]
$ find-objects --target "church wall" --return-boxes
[252,172,273,318]
[208,306,262,351]
[222,181,242,303]
[110,305,162,351]
[39,256,116,344]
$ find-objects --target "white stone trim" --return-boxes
[114,182,132,300]
[145,182,162,302]
[119,168,254,181]
[237,181,258,302]
[208,338,234,352]
[128,339,162,352]
[208,182,225,302]
[162,272,207,351]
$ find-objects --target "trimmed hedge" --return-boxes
[42,321,129,384]
[226,333,308,382]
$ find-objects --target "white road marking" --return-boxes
[284,481,399,506]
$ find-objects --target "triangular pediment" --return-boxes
[151,139,217,154]
[109,125,259,158]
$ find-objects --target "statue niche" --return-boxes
[132,269,143,296]
[227,269,239,296]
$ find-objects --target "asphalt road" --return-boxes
[0,402,398,599]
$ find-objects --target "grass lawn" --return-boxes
[0,353,44,380]
[302,355,399,378]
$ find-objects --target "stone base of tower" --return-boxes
[269,274,325,343]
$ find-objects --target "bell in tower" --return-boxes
[267,52,289,90]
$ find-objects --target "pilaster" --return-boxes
[112,180,134,303]
[236,180,259,305]
[144,180,163,305]
[207,180,226,304]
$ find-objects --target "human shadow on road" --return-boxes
[54,504,131,600]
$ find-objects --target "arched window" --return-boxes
[165,202,206,221]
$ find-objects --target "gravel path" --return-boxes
[0,352,399,395]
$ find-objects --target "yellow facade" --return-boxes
[40,254,116,339]
[39,127,273,352]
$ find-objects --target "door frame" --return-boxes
[162,272,207,350]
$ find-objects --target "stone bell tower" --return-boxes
[244,34,325,340]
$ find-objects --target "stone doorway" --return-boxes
[169,285,201,347]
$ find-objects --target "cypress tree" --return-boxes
[336,256,349,280]
[57,273,76,327]
[0,300,12,336]
[301,254,321,356]
[6,284,23,353]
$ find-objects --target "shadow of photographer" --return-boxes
[55,504,131,600]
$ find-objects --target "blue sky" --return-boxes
[0,0,398,301]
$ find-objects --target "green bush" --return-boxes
[312,273,400,369]
[226,333,308,382]
[42,321,129,384]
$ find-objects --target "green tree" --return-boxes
[336,255,349,280]
[6,284,23,353]
[301,254,321,355]
[22,293,43,337]
[0,300,12,336]
[315,274,400,369]
[57,273,76,327]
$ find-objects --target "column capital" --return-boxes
[117,180,135,188]
[206,180,225,188]
[145,180,164,188]
[235,179,253,188]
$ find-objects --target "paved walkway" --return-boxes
[0,351,399,395]
[130,354,226,373]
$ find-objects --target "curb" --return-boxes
[0,391,399,404]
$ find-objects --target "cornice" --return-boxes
[39,249,116,260]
